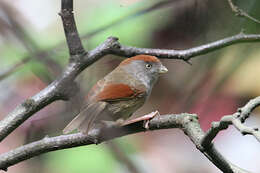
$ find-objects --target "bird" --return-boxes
[63,55,168,135]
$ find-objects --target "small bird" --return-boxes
[63,55,168,134]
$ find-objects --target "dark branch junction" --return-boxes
[0,0,259,173]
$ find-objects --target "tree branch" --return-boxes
[111,32,260,61]
[0,0,181,82]
[0,113,250,173]
[0,1,259,172]
[0,37,119,142]
[227,0,260,24]
[201,96,260,147]
[0,33,260,142]
[59,0,85,57]
[106,141,143,173]
[0,57,31,81]
[0,1,62,81]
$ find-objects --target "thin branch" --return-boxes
[111,32,260,61]
[4,32,260,82]
[238,96,260,122]
[0,0,180,81]
[59,0,85,56]
[0,113,249,173]
[0,51,62,83]
[107,141,142,173]
[0,1,62,79]
[201,96,260,148]
[0,57,31,81]
[0,1,258,172]
[80,0,180,40]
[0,1,38,52]
[0,37,119,142]
[2,0,260,80]
[228,0,260,24]
[1,33,260,142]
[0,0,181,81]
[232,116,260,140]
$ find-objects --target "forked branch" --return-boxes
[201,96,260,147]
[0,1,260,173]
[0,113,240,173]
[228,0,260,24]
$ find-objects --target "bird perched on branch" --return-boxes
[63,55,168,134]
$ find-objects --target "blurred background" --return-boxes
[0,0,260,172]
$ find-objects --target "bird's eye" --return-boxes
[145,64,152,69]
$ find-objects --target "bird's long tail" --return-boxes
[63,102,107,134]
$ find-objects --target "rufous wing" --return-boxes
[95,83,145,101]
[63,84,146,134]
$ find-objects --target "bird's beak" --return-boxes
[159,65,168,74]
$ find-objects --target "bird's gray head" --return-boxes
[119,55,168,88]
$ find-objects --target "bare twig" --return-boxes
[59,0,85,56]
[0,1,62,79]
[107,141,141,173]
[0,0,180,81]
[0,37,119,142]
[111,32,260,61]
[3,32,260,82]
[0,113,249,173]
[0,51,62,83]
[1,33,260,142]
[228,0,260,24]
[0,1,259,172]
[238,96,260,122]
[80,0,181,40]
[0,57,31,81]
[201,96,260,147]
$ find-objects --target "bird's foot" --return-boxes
[122,111,160,129]
[143,111,160,130]
[88,136,99,145]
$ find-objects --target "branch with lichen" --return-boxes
[227,0,260,24]
[1,31,260,144]
[0,113,244,173]
[201,96,260,147]
[0,105,258,173]
[0,0,260,173]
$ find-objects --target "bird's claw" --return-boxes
[87,135,100,145]
[143,111,160,130]
[122,110,160,128]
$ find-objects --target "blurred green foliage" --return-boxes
[45,145,116,173]
[1,0,173,81]
[44,137,138,173]
[77,0,171,48]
